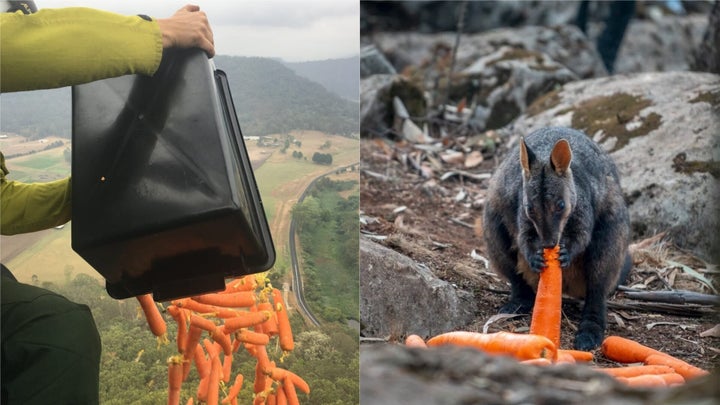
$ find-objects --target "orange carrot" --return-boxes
[254,360,267,394]
[183,325,204,380]
[272,288,294,351]
[282,377,300,405]
[265,367,310,394]
[221,373,244,404]
[193,292,256,308]
[137,294,168,342]
[174,298,242,318]
[167,355,184,405]
[405,334,428,348]
[223,276,257,293]
[186,398,194,405]
[601,336,664,363]
[203,338,220,360]
[197,376,209,403]
[426,331,557,361]
[212,329,232,356]
[276,385,288,405]
[253,344,271,374]
[222,310,272,333]
[616,374,668,387]
[222,354,232,384]
[207,354,222,405]
[257,302,279,336]
[597,365,675,378]
[194,344,210,379]
[555,351,576,364]
[266,392,277,405]
[558,349,593,363]
[167,305,188,354]
[521,358,552,366]
[644,353,709,380]
[190,314,218,332]
[236,329,270,346]
[529,246,562,354]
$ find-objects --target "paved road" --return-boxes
[288,163,359,327]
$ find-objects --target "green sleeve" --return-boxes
[1,152,72,235]
[0,7,163,92]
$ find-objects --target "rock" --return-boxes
[360,75,426,138]
[360,238,478,337]
[369,24,607,80]
[691,1,719,74]
[604,14,709,74]
[361,44,397,78]
[361,1,581,34]
[506,71,720,262]
[361,343,720,405]
[454,45,579,130]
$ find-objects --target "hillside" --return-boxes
[0,56,358,139]
[284,56,360,101]
[214,55,358,137]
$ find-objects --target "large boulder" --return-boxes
[361,344,720,405]
[360,75,425,138]
[369,25,607,80]
[360,238,478,337]
[505,71,720,262]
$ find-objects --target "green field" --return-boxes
[5,146,70,182]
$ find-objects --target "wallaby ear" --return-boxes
[519,137,534,179]
[550,139,572,175]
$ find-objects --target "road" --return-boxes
[287,163,359,327]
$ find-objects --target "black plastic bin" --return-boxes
[71,49,275,301]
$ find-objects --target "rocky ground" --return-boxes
[359,2,719,403]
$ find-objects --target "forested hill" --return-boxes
[214,55,358,137]
[0,56,358,139]
[284,56,359,101]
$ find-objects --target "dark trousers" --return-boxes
[576,0,636,73]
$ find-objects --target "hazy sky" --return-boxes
[38,1,360,62]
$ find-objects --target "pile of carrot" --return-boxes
[404,246,711,389]
[136,274,309,405]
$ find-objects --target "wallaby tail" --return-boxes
[616,252,633,288]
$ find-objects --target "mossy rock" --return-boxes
[571,93,662,152]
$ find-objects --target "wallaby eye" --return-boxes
[556,200,565,212]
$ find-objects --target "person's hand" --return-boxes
[157,4,215,57]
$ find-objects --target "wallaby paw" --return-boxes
[529,250,546,273]
[558,244,570,268]
[573,324,603,350]
[499,300,533,315]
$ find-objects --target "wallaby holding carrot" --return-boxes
[483,127,631,350]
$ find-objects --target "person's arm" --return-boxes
[0,4,214,93]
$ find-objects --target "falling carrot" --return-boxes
[174,299,242,319]
[183,325,204,380]
[193,291,257,308]
[529,246,562,354]
[276,385,288,405]
[221,374,244,404]
[222,354,232,384]
[404,334,428,348]
[236,328,270,346]
[167,305,188,354]
[426,331,557,361]
[596,365,675,378]
[644,353,709,380]
[601,336,664,363]
[223,276,258,293]
[265,367,310,394]
[196,375,210,403]
[557,349,593,363]
[282,377,300,405]
[137,294,168,343]
[257,302,279,336]
[206,354,222,405]
[167,355,184,405]
[272,288,294,351]
[222,311,272,333]
[193,344,210,379]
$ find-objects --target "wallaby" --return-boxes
[483,127,631,350]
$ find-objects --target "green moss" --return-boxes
[526,89,562,117]
[672,152,720,178]
[389,79,426,119]
[571,93,662,152]
[689,90,720,107]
